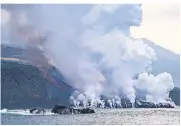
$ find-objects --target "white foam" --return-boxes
[0,108,8,113]
[0,109,56,116]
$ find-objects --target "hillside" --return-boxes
[1,59,73,109]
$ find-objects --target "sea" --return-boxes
[0,108,180,125]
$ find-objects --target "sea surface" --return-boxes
[0,108,180,125]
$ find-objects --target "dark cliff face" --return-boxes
[169,87,180,106]
[1,60,48,109]
[1,44,75,109]
[1,60,73,109]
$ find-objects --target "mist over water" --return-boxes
[1,4,175,107]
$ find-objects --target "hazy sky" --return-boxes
[131,4,180,54]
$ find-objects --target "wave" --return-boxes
[0,108,56,116]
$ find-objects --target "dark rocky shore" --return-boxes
[29,105,95,115]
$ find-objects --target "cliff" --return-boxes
[169,87,180,106]
[1,44,75,109]
[1,59,73,109]
[1,60,50,109]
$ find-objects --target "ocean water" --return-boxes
[0,108,180,125]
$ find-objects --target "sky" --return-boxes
[131,4,180,54]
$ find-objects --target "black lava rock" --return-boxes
[78,108,95,114]
[29,108,46,114]
[135,100,157,108]
[156,103,174,108]
[135,100,174,108]
[51,105,95,114]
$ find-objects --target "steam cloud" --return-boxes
[1,4,174,106]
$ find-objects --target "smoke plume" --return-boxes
[1,4,174,105]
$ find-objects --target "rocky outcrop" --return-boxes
[134,100,174,108]
[30,108,46,114]
[29,105,95,115]
[51,105,95,114]
[156,103,174,108]
[135,100,157,108]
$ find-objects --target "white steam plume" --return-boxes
[134,72,174,103]
[1,4,175,105]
